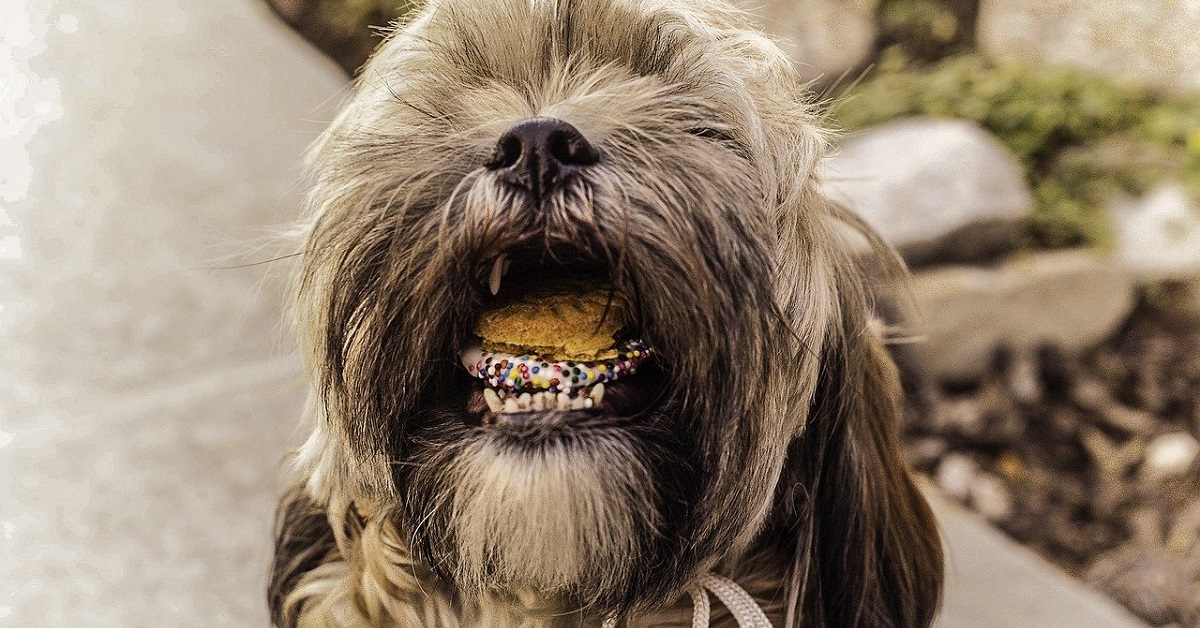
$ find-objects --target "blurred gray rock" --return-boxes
[1141,432,1200,482]
[969,473,1015,523]
[821,118,1033,266]
[978,0,1200,96]
[937,453,980,500]
[911,250,1136,382]
[1110,185,1200,320]
[932,396,985,435]
[738,0,879,82]
[1110,185,1200,281]
[1003,346,1042,405]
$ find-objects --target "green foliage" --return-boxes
[833,55,1200,248]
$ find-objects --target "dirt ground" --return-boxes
[904,304,1200,626]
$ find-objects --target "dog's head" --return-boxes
[292,0,941,624]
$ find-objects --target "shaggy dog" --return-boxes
[269,0,943,625]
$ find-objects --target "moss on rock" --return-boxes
[833,55,1200,248]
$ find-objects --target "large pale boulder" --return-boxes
[911,251,1136,382]
[738,0,879,83]
[978,0,1200,96]
[821,118,1034,266]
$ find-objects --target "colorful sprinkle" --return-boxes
[459,339,652,394]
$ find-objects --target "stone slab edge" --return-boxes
[926,487,1149,628]
[911,250,1136,382]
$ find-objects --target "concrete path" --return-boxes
[930,491,1149,628]
[1,0,344,625]
[0,1,1152,626]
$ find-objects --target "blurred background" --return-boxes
[2,0,1197,626]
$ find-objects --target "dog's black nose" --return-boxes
[486,118,599,199]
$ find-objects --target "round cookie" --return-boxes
[475,287,626,361]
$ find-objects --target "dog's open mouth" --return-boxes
[456,246,664,429]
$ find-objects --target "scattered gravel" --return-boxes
[903,305,1200,626]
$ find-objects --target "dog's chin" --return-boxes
[397,366,701,612]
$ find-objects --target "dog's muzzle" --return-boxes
[452,118,668,433]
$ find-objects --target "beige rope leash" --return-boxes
[601,573,773,628]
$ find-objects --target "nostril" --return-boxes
[486,134,523,170]
[487,118,597,197]
[547,129,600,167]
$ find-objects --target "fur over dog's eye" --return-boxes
[687,126,735,142]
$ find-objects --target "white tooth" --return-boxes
[518,392,532,409]
[571,397,585,410]
[532,393,545,412]
[557,392,571,410]
[483,388,503,413]
[504,398,520,413]
[489,254,506,295]
[590,383,605,404]
[461,345,486,374]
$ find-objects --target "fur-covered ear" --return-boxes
[772,200,944,628]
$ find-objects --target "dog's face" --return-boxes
[291,0,940,623]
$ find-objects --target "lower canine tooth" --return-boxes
[590,383,605,404]
[483,388,504,413]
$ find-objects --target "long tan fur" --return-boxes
[270,1,943,626]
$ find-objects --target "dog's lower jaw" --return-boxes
[273,489,791,628]
[400,426,668,609]
[280,387,786,626]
